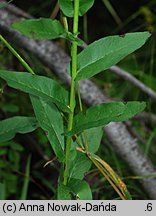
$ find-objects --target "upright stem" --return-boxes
[63,0,79,185]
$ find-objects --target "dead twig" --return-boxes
[110,65,156,102]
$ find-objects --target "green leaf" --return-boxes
[79,0,95,16]
[12,18,83,45]
[69,179,92,200]
[69,152,92,180]
[0,116,38,142]
[12,18,66,40]
[0,141,24,152]
[10,142,24,151]
[69,101,146,135]
[59,0,73,17]
[59,0,95,17]
[0,149,7,156]
[0,183,5,199]
[57,179,92,200]
[0,103,19,113]
[0,71,70,113]
[75,32,151,80]
[57,183,71,200]
[30,95,65,162]
[83,127,103,153]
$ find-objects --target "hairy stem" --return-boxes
[63,0,79,185]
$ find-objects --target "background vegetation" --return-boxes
[0,0,156,199]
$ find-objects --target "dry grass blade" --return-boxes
[88,152,132,200]
[89,155,126,200]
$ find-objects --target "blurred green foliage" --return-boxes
[0,0,156,199]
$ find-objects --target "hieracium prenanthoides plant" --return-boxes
[0,0,151,200]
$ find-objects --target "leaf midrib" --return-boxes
[41,100,64,151]
[77,36,146,76]
[3,75,68,105]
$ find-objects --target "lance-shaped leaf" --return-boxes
[0,116,38,142]
[75,32,151,81]
[12,18,83,45]
[12,18,66,40]
[0,71,70,113]
[69,101,146,135]
[59,0,95,17]
[30,95,65,162]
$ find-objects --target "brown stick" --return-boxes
[110,65,156,102]
[135,112,156,125]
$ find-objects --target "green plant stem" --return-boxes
[62,15,69,32]
[0,34,35,75]
[63,0,79,185]
[77,83,83,112]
